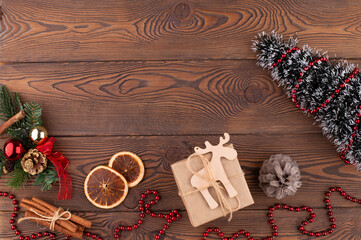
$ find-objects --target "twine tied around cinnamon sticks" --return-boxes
[18,207,71,231]
[183,153,241,221]
[19,197,92,239]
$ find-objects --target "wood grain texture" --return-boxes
[2,0,361,239]
[0,60,323,136]
[2,0,361,62]
[0,134,360,213]
[1,208,361,240]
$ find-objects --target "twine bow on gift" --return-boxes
[18,207,71,230]
[184,153,241,221]
[36,137,72,200]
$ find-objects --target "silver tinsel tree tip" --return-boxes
[252,31,361,169]
[259,154,302,200]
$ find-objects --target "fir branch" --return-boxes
[0,86,43,148]
[23,102,43,129]
[14,93,23,111]
[0,161,3,178]
[0,86,29,144]
[0,150,5,178]
[0,86,22,126]
[6,128,28,140]
[6,126,35,150]
[6,161,30,189]
[34,164,58,191]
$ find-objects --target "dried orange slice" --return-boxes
[108,151,145,187]
[84,165,128,209]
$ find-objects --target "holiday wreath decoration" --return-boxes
[0,85,72,200]
[252,31,361,170]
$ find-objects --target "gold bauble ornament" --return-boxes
[30,126,48,144]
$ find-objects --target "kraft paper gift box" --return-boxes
[171,143,254,227]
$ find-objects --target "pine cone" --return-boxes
[259,154,302,199]
[2,160,15,174]
[21,149,47,175]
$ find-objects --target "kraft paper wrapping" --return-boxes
[171,145,254,227]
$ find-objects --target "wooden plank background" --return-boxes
[1,0,361,239]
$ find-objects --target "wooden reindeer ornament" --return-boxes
[190,133,238,209]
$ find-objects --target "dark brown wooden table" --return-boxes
[1,0,361,239]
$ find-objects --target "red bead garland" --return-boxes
[2,190,180,240]
[112,190,181,240]
[270,47,300,68]
[200,186,358,240]
[290,57,330,114]
[0,191,61,240]
[271,47,361,165]
[5,187,361,239]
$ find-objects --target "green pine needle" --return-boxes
[23,102,43,129]
[0,150,5,178]
[0,85,54,191]
[6,161,30,190]
[14,93,24,111]
[0,86,22,124]
[0,85,27,141]
[0,162,3,178]
[0,86,43,148]
[34,164,58,191]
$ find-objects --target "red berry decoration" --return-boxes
[3,186,361,239]
[3,139,25,161]
[113,190,180,240]
[199,186,359,240]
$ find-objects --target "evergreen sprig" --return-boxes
[0,85,56,190]
[0,86,17,119]
[34,163,58,191]
[23,102,43,129]
[0,86,43,148]
[0,150,5,178]
[0,86,23,128]
[0,85,28,144]
[6,161,30,189]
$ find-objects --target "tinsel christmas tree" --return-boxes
[252,31,361,170]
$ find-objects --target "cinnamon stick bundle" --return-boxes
[32,197,92,228]
[19,198,92,239]
[20,200,78,232]
[24,211,83,239]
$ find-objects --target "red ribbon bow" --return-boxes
[36,137,72,200]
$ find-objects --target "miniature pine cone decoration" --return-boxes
[2,160,15,174]
[21,149,47,175]
[259,154,302,199]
